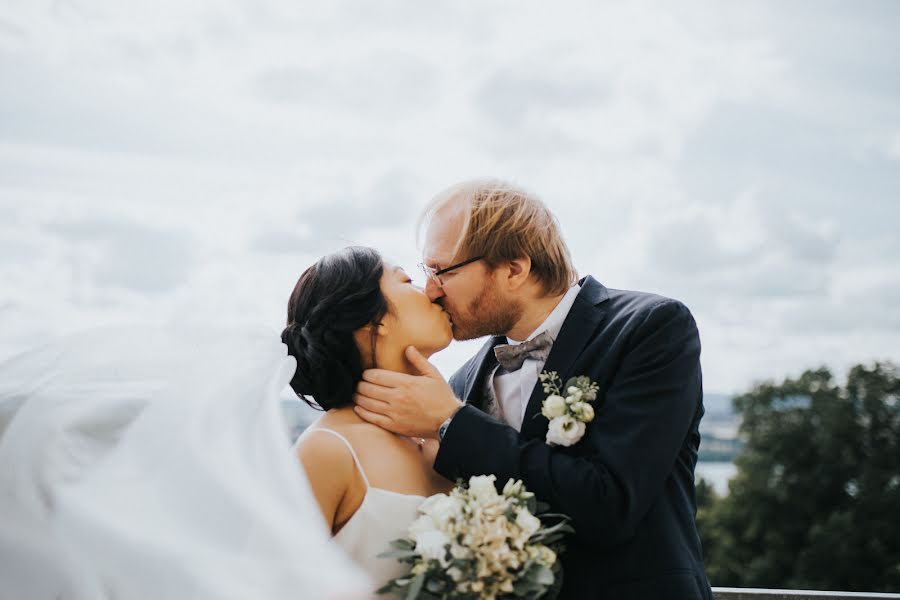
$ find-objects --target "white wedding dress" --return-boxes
[298,428,423,585]
[0,325,383,600]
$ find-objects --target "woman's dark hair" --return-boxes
[281,246,389,410]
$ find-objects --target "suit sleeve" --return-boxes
[434,299,702,549]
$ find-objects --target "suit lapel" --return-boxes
[462,335,506,410]
[519,276,610,440]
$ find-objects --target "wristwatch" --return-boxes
[438,408,460,442]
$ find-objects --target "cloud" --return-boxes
[642,190,839,299]
[290,170,420,240]
[0,50,229,157]
[0,1,898,393]
[0,235,41,264]
[43,218,192,294]
[253,52,437,118]
[0,17,27,42]
[760,206,839,264]
[251,228,316,255]
[248,169,423,261]
[889,132,900,161]
[475,70,612,129]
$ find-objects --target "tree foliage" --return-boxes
[698,362,900,592]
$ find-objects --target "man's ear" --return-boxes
[506,256,532,291]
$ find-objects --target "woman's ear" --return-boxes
[374,320,390,337]
[353,321,389,347]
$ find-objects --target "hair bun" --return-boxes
[280,323,306,357]
[282,246,389,410]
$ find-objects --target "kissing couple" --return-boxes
[0,178,712,600]
[289,178,713,600]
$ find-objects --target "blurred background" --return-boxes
[1,0,898,591]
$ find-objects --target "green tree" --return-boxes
[699,362,900,592]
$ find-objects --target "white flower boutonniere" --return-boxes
[538,371,599,446]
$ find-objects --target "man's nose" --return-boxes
[425,277,444,302]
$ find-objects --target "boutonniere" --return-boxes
[538,371,599,446]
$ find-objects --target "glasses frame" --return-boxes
[418,255,484,287]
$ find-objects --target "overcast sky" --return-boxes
[1,0,898,394]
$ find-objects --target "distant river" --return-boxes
[695,461,737,496]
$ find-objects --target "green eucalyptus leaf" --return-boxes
[404,572,426,600]
[534,564,555,585]
[377,549,420,560]
[389,538,416,551]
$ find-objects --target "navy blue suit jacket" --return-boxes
[434,276,713,599]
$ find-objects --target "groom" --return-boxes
[354,179,713,599]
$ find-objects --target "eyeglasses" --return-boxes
[417,255,484,287]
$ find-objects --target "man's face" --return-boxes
[422,204,522,340]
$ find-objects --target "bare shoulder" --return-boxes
[295,428,354,484]
[300,410,424,478]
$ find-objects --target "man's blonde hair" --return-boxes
[419,179,577,296]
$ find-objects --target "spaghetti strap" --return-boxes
[304,428,370,489]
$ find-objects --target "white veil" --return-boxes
[0,326,370,600]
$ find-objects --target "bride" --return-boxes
[283,246,455,583]
[0,246,455,600]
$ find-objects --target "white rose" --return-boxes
[546,415,586,446]
[541,394,567,419]
[515,507,541,537]
[450,542,471,560]
[536,545,557,566]
[579,402,595,423]
[468,474,498,503]
[408,514,437,538]
[414,530,450,566]
[419,494,461,527]
[567,386,583,401]
[417,493,446,515]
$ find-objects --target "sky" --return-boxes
[1,0,898,394]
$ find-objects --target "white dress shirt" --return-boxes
[491,284,582,430]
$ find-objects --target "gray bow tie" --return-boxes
[493,331,554,372]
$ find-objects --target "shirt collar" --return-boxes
[504,283,582,346]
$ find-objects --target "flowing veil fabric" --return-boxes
[0,326,370,600]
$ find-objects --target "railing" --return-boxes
[713,589,900,599]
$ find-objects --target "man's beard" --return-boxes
[450,285,523,341]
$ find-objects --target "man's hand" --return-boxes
[353,346,462,439]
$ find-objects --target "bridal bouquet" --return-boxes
[378,475,572,599]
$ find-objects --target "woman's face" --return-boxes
[379,261,453,356]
